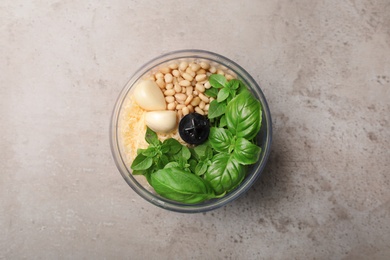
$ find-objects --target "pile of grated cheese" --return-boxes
[118,96,148,164]
[118,95,185,167]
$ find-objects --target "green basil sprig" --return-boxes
[131,128,217,203]
[204,76,263,194]
[130,127,184,178]
[206,75,247,123]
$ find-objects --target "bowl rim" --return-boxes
[110,49,272,213]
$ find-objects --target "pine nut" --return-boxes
[225,74,234,80]
[195,74,207,82]
[217,69,225,75]
[186,86,193,96]
[179,80,191,87]
[204,104,210,111]
[182,106,190,116]
[182,72,193,81]
[166,83,173,89]
[156,78,165,89]
[175,93,187,101]
[187,104,194,113]
[159,67,171,74]
[165,96,174,103]
[199,101,205,109]
[185,95,193,105]
[209,66,217,73]
[179,61,188,71]
[164,73,173,83]
[199,93,209,103]
[204,81,211,89]
[195,107,205,115]
[176,104,185,110]
[164,89,175,96]
[174,84,181,93]
[155,72,164,79]
[195,83,205,93]
[191,97,201,106]
[197,69,207,75]
[167,102,176,110]
[190,63,201,72]
[168,63,178,69]
[185,67,196,77]
[172,69,180,77]
[200,61,210,70]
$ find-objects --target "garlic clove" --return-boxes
[145,111,177,133]
[133,80,166,111]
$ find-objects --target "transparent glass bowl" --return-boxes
[110,50,272,213]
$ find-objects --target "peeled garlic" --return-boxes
[145,111,177,133]
[133,80,166,111]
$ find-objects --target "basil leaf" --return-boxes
[195,161,208,176]
[132,170,147,175]
[226,79,240,90]
[205,87,218,98]
[192,142,208,160]
[131,154,153,171]
[179,145,191,161]
[209,127,233,153]
[219,115,227,128]
[170,145,192,172]
[233,138,261,165]
[205,145,213,160]
[209,74,227,88]
[145,127,159,145]
[142,147,158,157]
[188,159,198,173]
[177,156,189,170]
[162,138,182,154]
[204,153,245,195]
[226,91,262,140]
[160,144,169,154]
[157,154,169,169]
[217,88,230,102]
[164,162,180,168]
[150,167,216,204]
[208,100,226,119]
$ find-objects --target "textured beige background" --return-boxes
[1,0,389,259]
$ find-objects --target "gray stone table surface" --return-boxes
[1,0,389,259]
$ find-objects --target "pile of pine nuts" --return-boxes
[147,60,236,118]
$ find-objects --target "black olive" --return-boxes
[179,113,210,145]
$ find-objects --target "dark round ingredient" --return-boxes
[179,113,210,145]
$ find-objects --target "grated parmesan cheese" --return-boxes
[118,94,185,168]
